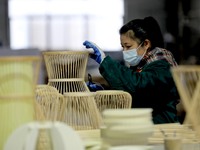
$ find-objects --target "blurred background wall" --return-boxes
[0,0,200,65]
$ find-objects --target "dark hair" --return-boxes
[119,16,164,49]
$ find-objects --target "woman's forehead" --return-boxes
[120,34,137,44]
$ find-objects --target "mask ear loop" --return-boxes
[137,41,147,58]
[136,41,144,52]
[138,41,144,48]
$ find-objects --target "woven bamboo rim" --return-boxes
[42,50,89,55]
[96,90,130,94]
[48,78,84,82]
[64,92,95,97]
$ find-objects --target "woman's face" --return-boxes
[120,34,149,56]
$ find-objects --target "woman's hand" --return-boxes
[83,40,105,64]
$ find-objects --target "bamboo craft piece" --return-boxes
[94,90,132,114]
[171,65,200,136]
[4,121,85,150]
[0,56,41,150]
[35,84,64,121]
[42,51,90,94]
[62,92,103,130]
[148,123,200,144]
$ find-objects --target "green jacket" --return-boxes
[99,56,179,124]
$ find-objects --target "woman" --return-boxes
[83,16,180,124]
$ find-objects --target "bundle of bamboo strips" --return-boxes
[148,123,200,144]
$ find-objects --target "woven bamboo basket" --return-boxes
[35,84,64,121]
[42,50,90,94]
[171,65,200,136]
[0,56,41,150]
[61,92,103,130]
[94,90,132,114]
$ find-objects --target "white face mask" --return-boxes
[123,43,145,66]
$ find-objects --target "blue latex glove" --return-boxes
[86,73,104,92]
[83,40,105,64]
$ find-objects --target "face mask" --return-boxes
[123,43,145,66]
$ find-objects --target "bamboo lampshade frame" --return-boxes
[171,65,200,136]
[94,90,132,114]
[61,92,103,130]
[42,51,90,94]
[35,84,64,121]
[0,56,41,150]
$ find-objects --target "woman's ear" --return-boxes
[144,39,151,47]
[143,39,151,49]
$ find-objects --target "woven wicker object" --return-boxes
[43,51,90,94]
[0,56,41,150]
[94,90,132,113]
[61,92,103,130]
[35,84,64,121]
[171,65,200,135]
